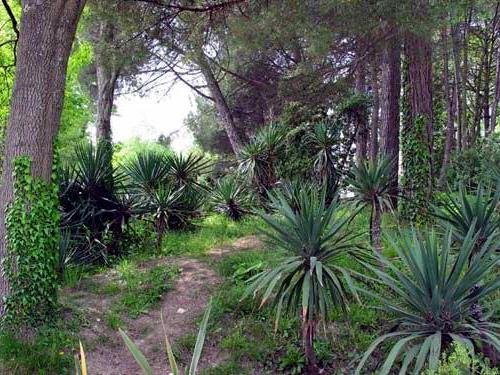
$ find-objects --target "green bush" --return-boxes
[424,342,499,375]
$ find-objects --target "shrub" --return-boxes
[210,177,254,221]
[424,342,499,375]
[243,188,362,373]
[356,228,500,375]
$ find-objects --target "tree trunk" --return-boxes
[195,51,245,155]
[303,320,319,375]
[371,202,382,254]
[405,30,434,192]
[355,61,368,164]
[490,48,500,135]
[438,28,456,189]
[94,21,120,143]
[370,63,380,161]
[380,27,401,207]
[0,0,86,315]
[452,24,466,150]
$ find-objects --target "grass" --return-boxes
[0,312,83,375]
[106,260,180,320]
[161,214,264,257]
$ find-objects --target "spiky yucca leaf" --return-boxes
[210,177,253,220]
[356,228,500,375]
[167,153,210,189]
[243,188,362,331]
[123,150,171,193]
[433,185,500,247]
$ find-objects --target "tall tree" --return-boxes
[0,0,87,314]
[380,26,401,206]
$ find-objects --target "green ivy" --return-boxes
[2,156,60,326]
[401,115,432,222]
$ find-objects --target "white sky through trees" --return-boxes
[111,80,195,152]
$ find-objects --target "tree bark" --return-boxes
[452,24,467,150]
[438,28,456,189]
[355,61,368,164]
[195,51,245,155]
[0,0,86,315]
[94,21,120,143]
[490,48,500,135]
[370,63,380,161]
[380,27,401,207]
[371,202,382,254]
[405,31,434,189]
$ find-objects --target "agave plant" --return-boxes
[347,157,394,253]
[243,188,362,374]
[210,177,253,220]
[122,150,171,193]
[433,185,500,250]
[356,228,500,375]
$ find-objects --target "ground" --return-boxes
[63,235,264,375]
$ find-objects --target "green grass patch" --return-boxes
[161,214,264,257]
[106,260,180,320]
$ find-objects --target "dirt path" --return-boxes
[65,235,263,375]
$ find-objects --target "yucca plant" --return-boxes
[356,228,500,375]
[243,188,362,374]
[269,179,319,213]
[123,150,171,193]
[347,157,394,253]
[167,153,210,190]
[433,185,500,250]
[238,125,284,194]
[210,177,253,220]
[306,122,338,189]
[141,184,186,247]
[60,142,131,260]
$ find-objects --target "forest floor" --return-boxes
[62,235,264,375]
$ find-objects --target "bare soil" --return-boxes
[63,235,263,375]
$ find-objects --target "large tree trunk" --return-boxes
[355,61,368,164]
[438,28,456,189]
[195,51,245,155]
[0,0,86,315]
[405,30,434,190]
[370,63,380,161]
[380,27,401,207]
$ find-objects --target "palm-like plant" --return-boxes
[122,150,171,193]
[306,123,338,189]
[60,142,131,260]
[142,184,186,247]
[243,189,361,373]
[210,177,253,220]
[347,157,394,253]
[238,125,284,194]
[356,228,500,375]
[269,179,318,213]
[167,153,210,189]
[433,185,500,250]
